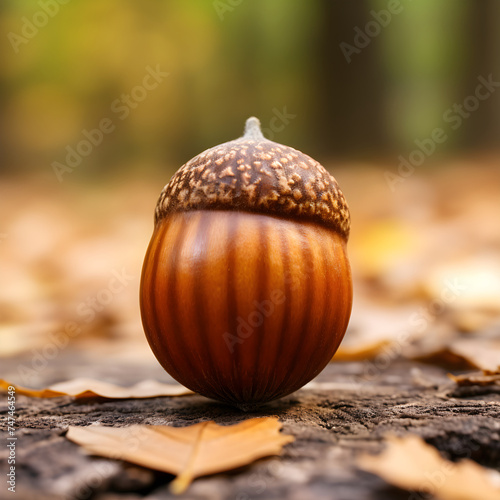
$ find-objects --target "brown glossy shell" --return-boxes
[140,118,353,407]
[155,117,350,239]
[140,210,352,407]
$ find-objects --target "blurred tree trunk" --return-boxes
[312,0,386,158]
[311,0,500,159]
[465,0,500,151]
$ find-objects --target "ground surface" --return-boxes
[1,166,499,499]
[1,354,499,500]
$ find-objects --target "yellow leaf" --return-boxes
[358,435,500,500]
[351,219,421,278]
[0,378,192,399]
[66,417,294,494]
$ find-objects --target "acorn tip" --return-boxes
[243,116,265,140]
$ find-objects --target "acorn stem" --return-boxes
[243,117,265,140]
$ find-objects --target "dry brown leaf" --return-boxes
[335,300,426,364]
[358,435,500,500]
[452,309,499,333]
[409,338,500,373]
[448,339,500,373]
[0,378,192,399]
[334,339,393,362]
[408,347,476,370]
[448,371,500,387]
[66,417,294,494]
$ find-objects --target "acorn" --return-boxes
[140,117,352,408]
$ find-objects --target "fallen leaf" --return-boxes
[334,339,393,362]
[408,347,476,370]
[422,257,500,314]
[0,324,60,357]
[409,337,500,373]
[332,299,425,363]
[448,371,500,387]
[0,378,192,399]
[448,339,500,373]
[358,435,500,500]
[66,417,294,494]
[351,219,421,279]
[452,309,499,333]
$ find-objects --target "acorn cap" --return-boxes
[155,117,350,239]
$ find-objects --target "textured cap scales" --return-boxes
[155,117,350,239]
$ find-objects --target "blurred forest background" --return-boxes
[1,0,499,378]
[1,0,500,173]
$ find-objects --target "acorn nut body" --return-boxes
[140,117,352,407]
